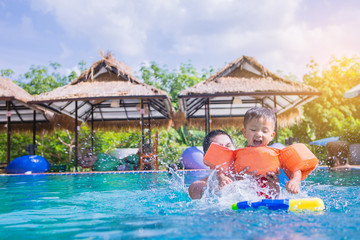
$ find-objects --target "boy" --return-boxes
[188,128,281,199]
[242,107,301,194]
[188,130,235,199]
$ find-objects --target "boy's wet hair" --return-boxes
[244,107,276,128]
[202,129,233,154]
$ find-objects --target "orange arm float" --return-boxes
[234,147,280,176]
[203,143,235,171]
[203,143,318,180]
[279,143,318,180]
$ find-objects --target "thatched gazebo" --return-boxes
[178,56,321,139]
[0,76,58,164]
[31,52,174,171]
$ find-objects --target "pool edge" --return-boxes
[0,169,210,176]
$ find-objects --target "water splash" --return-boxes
[167,168,186,192]
[189,168,317,212]
[160,158,187,193]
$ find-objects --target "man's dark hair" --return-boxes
[243,107,276,128]
[202,129,233,154]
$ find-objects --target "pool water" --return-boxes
[0,169,360,239]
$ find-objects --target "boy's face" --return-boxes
[242,117,275,147]
[210,134,235,150]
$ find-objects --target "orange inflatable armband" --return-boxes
[234,147,280,176]
[279,143,318,180]
[203,143,235,171]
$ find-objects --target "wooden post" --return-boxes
[148,106,151,146]
[140,99,144,154]
[33,110,36,154]
[6,101,11,164]
[205,98,210,134]
[274,96,278,142]
[75,101,78,172]
[208,98,211,133]
[91,106,94,152]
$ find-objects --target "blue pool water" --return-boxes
[0,169,360,239]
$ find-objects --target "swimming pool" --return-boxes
[0,169,359,239]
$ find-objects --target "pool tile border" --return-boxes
[2,165,360,176]
[0,169,209,176]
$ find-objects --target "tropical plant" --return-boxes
[0,69,15,78]
[16,62,78,95]
[293,56,360,144]
[176,125,205,147]
[0,132,32,162]
[139,61,214,109]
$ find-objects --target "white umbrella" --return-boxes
[344,83,360,98]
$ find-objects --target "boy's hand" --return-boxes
[285,170,302,194]
[217,171,233,190]
[234,166,257,180]
[285,179,300,194]
[242,166,258,176]
[264,169,280,194]
[265,169,280,182]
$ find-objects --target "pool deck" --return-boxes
[1,166,360,176]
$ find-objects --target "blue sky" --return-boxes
[1,0,360,81]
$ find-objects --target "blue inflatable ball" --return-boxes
[181,147,209,169]
[6,155,51,174]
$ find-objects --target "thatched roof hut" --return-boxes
[0,76,65,163]
[31,52,174,171]
[178,56,320,131]
[0,76,56,131]
[32,52,174,129]
[0,76,32,101]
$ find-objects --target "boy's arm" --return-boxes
[285,170,302,194]
[188,177,208,199]
[188,171,233,199]
[217,171,233,189]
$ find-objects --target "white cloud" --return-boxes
[31,0,148,55]
[29,0,360,79]
[30,0,300,53]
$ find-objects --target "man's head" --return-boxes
[242,107,276,147]
[202,129,235,154]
